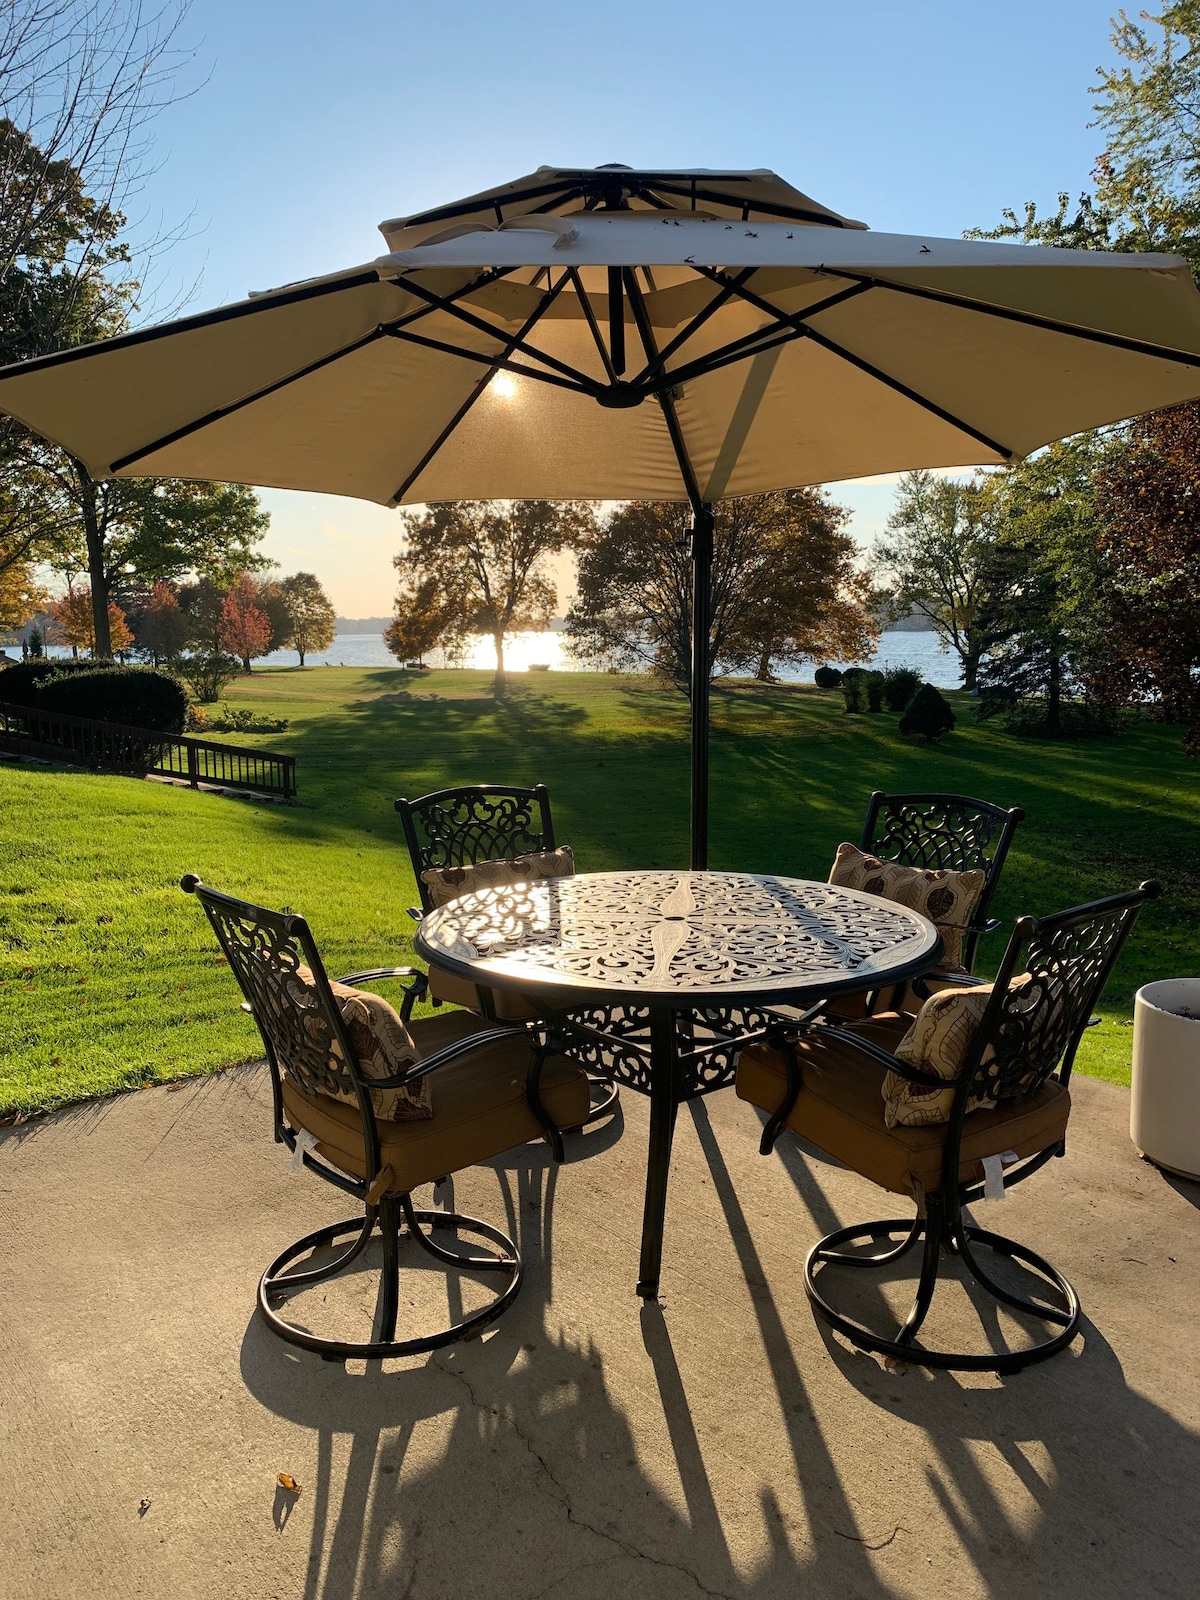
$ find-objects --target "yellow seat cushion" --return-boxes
[736,1013,1070,1199]
[280,1010,590,1194]
[427,960,542,1021]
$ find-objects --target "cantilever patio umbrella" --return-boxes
[6,163,1200,864]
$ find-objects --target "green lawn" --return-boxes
[1,666,1195,1119]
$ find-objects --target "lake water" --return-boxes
[24,628,960,687]
[258,630,962,687]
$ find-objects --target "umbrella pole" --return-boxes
[690,504,715,870]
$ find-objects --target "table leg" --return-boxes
[637,1009,682,1299]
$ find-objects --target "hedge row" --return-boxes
[0,662,188,734]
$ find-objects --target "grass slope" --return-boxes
[1,667,1194,1118]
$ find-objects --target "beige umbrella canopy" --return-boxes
[5,163,1200,861]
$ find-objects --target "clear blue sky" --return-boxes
[131,0,1122,614]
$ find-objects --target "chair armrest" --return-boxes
[810,1020,949,1089]
[909,969,991,1005]
[367,1024,529,1089]
[335,966,424,986]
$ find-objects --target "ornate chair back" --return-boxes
[396,783,557,912]
[943,881,1160,1180]
[181,874,384,1183]
[860,790,1025,970]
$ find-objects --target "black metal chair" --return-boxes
[737,881,1160,1373]
[860,790,1026,975]
[396,783,556,1021]
[395,782,618,1120]
[182,874,590,1361]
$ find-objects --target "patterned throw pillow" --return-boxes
[293,965,432,1121]
[878,977,1045,1127]
[828,842,985,969]
[421,844,575,909]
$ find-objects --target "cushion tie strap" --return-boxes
[365,1165,398,1205]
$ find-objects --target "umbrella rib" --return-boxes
[389,270,576,505]
[836,271,1200,371]
[648,280,873,391]
[631,270,756,385]
[391,275,601,390]
[661,323,811,390]
[566,266,618,383]
[801,325,1014,459]
[624,268,703,511]
[107,328,389,473]
[384,325,591,393]
[0,269,383,380]
[104,269,535,471]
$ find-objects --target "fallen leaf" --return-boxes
[277,1473,302,1495]
[138,1498,152,1517]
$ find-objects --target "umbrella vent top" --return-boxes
[379,164,868,250]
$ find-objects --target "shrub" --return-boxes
[977,694,1120,739]
[0,659,97,709]
[865,670,886,713]
[899,683,957,743]
[206,705,290,734]
[882,666,922,712]
[813,665,843,689]
[36,667,188,733]
[840,666,870,713]
[181,650,241,703]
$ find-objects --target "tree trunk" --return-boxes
[493,631,506,694]
[76,462,112,659]
[961,644,980,693]
[1047,639,1062,733]
[755,647,773,682]
[297,645,306,666]
[242,654,251,673]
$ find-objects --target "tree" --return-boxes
[48,584,131,655]
[1093,400,1200,745]
[0,3,200,656]
[875,471,1010,692]
[0,550,45,632]
[387,500,595,691]
[281,571,335,666]
[971,5,1200,270]
[567,490,873,696]
[134,579,186,665]
[975,438,1113,734]
[218,574,272,673]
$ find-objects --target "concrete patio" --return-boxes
[2,1065,1197,1600]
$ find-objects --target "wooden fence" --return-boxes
[0,701,296,800]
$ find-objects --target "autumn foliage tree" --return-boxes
[49,585,132,655]
[1094,400,1200,747]
[567,489,874,695]
[387,500,595,690]
[218,574,272,673]
[134,579,187,665]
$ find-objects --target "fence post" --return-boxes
[187,741,199,789]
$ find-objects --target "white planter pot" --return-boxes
[1131,978,1200,1181]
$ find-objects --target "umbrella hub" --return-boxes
[595,381,646,409]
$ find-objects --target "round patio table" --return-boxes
[416,870,942,1297]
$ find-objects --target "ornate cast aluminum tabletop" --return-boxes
[417,871,942,1297]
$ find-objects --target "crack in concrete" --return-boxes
[432,1355,740,1600]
